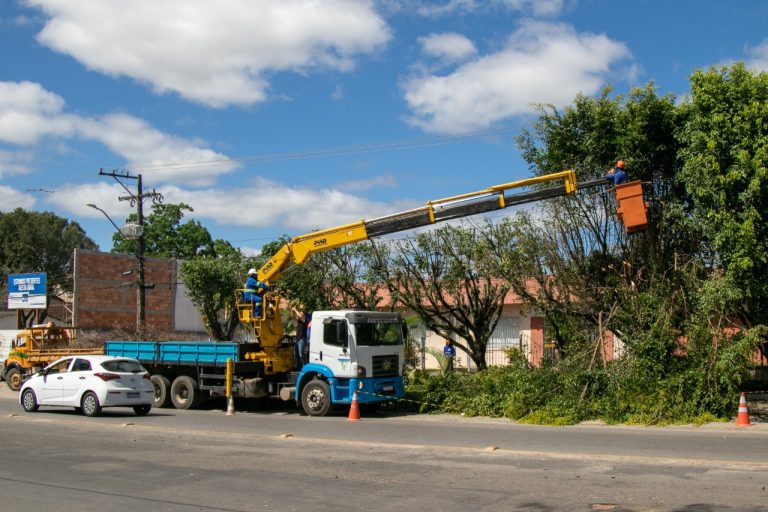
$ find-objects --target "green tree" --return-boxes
[678,63,768,327]
[112,203,235,259]
[385,224,509,370]
[0,208,98,326]
[179,255,244,340]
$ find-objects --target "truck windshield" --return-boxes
[354,322,403,346]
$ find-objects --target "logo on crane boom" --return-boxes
[313,238,328,247]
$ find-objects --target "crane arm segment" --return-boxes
[256,169,585,285]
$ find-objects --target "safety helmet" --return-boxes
[248,268,257,275]
[616,160,625,169]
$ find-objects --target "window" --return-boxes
[102,360,145,373]
[72,359,92,372]
[46,359,72,374]
[323,320,348,347]
[355,322,403,346]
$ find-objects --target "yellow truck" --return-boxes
[1,323,103,391]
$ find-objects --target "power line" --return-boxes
[130,127,517,172]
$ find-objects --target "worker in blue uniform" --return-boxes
[243,268,269,318]
[605,160,627,186]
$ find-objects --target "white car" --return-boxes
[19,355,154,417]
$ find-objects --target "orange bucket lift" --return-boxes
[614,180,648,233]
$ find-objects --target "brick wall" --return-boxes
[73,249,176,331]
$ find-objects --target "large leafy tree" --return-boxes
[112,203,235,259]
[0,208,98,326]
[678,63,768,327]
[0,208,98,289]
[384,224,510,370]
[512,84,693,352]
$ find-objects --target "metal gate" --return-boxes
[485,317,528,367]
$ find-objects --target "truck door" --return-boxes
[309,318,354,379]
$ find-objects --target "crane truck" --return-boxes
[105,170,647,416]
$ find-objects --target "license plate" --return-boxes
[127,392,140,398]
[383,386,393,392]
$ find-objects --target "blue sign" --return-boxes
[7,272,47,309]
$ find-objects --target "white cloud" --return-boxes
[0,81,237,185]
[48,182,136,221]
[155,178,418,231]
[416,0,478,17]
[0,149,36,177]
[419,33,477,64]
[49,177,419,236]
[745,39,768,71]
[402,21,631,134]
[500,0,565,17]
[26,0,391,108]
[416,0,565,17]
[0,185,37,211]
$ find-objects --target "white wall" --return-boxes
[0,329,20,369]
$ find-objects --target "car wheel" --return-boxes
[81,391,102,417]
[133,404,152,416]
[21,388,38,412]
[150,375,172,408]
[170,376,199,410]
[301,379,331,417]
[6,367,22,391]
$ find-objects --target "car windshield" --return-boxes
[101,360,146,373]
[354,322,403,346]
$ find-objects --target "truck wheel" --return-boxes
[170,376,199,410]
[81,392,102,417]
[21,388,38,412]
[6,368,22,391]
[301,379,331,417]
[150,375,172,408]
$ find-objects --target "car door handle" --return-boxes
[79,376,86,380]
[57,376,63,380]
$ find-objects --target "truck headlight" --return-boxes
[357,366,367,378]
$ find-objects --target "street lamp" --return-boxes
[87,203,146,335]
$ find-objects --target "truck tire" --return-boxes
[21,388,38,412]
[6,367,22,391]
[150,375,172,408]
[170,376,199,410]
[301,379,332,417]
[81,391,102,417]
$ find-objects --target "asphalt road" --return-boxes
[1,387,767,511]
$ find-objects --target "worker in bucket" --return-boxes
[605,160,628,186]
[243,268,269,318]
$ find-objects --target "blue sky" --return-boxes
[1,0,767,255]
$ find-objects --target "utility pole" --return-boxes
[98,169,163,336]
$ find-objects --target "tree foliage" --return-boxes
[404,65,766,424]
[384,224,510,370]
[179,255,244,341]
[0,208,98,291]
[112,203,236,259]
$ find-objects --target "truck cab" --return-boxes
[293,310,406,416]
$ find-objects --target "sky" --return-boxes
[1,0,767,255]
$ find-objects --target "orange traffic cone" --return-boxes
[736,392,751,427]
[348,390,361,422]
